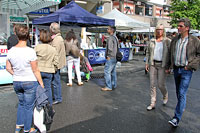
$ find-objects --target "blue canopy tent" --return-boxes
[32,1,114,27]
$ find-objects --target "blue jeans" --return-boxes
[41,72,53,105]
[173,67,193,121]
[104,58,117,89]
[52,70,62,102]
[13,81,38,132]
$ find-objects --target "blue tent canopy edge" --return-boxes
[32,1,115,27]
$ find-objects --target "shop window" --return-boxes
[135,5,143,15]
[145,4,153,16]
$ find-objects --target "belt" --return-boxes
[154,60,162,63]
[174,65,185,69]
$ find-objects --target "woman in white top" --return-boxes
[145,24,171,111]
[6,25,44,133]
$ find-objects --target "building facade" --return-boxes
[61,0,172,28]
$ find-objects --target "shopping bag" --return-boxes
[86,62,93,71]
[33,107,46,133]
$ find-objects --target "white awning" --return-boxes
[101,8,150,31]
[0,0,61,16]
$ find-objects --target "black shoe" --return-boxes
[168,118,179,127]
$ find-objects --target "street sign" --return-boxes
[29,7,50,14]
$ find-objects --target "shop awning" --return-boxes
[101,8,150,30]
[0,0,61,16]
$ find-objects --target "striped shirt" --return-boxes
[175,36,188,66]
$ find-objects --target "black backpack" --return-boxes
[113,36,123,62]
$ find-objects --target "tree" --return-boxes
[169,0,200,30]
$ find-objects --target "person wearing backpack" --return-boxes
[101,26,118,91]
[65,31,83,86]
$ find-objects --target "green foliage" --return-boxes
[169,0,200,30]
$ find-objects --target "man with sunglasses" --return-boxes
[168,18,200,127]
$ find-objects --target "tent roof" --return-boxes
[101,8,150,30]
[32,1,114,27]
[0,0,61,16]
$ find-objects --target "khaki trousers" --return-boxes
[149,62,168,105]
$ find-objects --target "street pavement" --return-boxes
[0,55,200,133]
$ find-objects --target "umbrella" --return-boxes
[0,0,61,16]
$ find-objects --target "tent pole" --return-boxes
[31,25,33,46]
[148,27,150,40]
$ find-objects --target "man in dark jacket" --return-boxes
[101,26,118,91]
[168,18,200,127]
[7,24,19,50]
[7,24,31,50]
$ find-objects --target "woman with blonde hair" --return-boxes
[6,24,43,133]
[145,24,171,111]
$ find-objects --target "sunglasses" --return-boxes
[178,25,185,28]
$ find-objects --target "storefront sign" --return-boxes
[10,16,27,23]
[29,7,50,14]
[0,46,13,85]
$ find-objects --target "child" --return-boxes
[80,54,93,81]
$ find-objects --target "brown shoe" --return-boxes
[147,104,155,111]
[101,87,112,91]
[78,82,83,86]
[67,83,72,86]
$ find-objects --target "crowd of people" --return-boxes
[6,23,92,133]
[5,17,200,132]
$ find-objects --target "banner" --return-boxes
[29,7,50,14]
[86,49,106,65]
[85,48,130,65]
[0,46,13,85]
[120,48,130,61]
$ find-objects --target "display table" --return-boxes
[84,48,130,65]
[133,44,147,52]
[0,46,13,85]
[133,44,147,47]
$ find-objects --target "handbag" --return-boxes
[70,40,80,58]
[70,44,80,58]
[33,107,46,133]
[43,103,55,125]
[86,62,93,71]
[113,36,123,62]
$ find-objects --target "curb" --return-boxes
[61,67,145,79]
[90,67,145,79]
